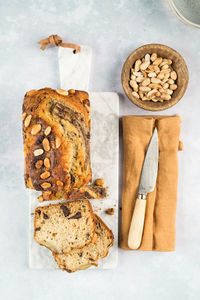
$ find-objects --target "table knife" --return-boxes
[128,128,159,250]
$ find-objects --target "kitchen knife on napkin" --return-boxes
[128,128,159,250]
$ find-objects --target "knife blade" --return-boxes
[128,128,159,249]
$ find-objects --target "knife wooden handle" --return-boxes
[128,198,146,250]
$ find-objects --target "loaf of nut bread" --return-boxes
[38,184,108,202]
[34,200,96,254]
[53,214,114,272]
[22,88,91,192]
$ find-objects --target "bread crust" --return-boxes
[22,88,92,192]
[39,184,108,202]
[53,214,114,272]
[34,200,96,253]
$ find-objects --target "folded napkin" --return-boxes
[120,115,182,252]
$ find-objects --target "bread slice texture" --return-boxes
[53,214,114,273]
[34,200,96,254]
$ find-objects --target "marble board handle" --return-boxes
[128,198,146,250]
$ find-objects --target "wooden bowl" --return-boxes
[121,44,189,111]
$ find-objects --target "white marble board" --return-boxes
[29,46,119,270]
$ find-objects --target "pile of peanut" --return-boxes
[129,53,177,102]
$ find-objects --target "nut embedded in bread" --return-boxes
[34,200,96,254]
[53,214,114,272]
[22,88,92,192]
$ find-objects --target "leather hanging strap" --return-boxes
[38,34,81,53]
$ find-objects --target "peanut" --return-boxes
[151,53,157,62]
[148,72,157,78]
[134,59,142,72]
[95,178,104,186]
[132,92,139,99]
[153,57,162,66]
[140,61,150,70]
[142,78,151,86]
[170,84,177,90]
[129,53,177,103]
[130,80,138,92]
[171,71,177,80]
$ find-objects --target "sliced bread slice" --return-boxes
[53,214,114,273]
[34,200,96,254]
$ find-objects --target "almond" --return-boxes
[21,112,26,121]
[68,89,75,94]
[34,149,44,156]
[56,89,69,96]
[43,138,50,151]
[44,126,51,136]
[44,157,51,169]
[55,137,61,149]
[41,182,51,189]
[31,124,42,135]
[35,160,43,169]
[40,171,50,179]
[24,115,32,127]
[95,178,104,186]
[56,180,64,187]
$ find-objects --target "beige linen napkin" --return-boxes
[120,115,182,251]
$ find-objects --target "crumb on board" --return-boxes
[105,208,114,215]
[93,206,101,213]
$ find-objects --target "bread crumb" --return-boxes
[105,208,114,215]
